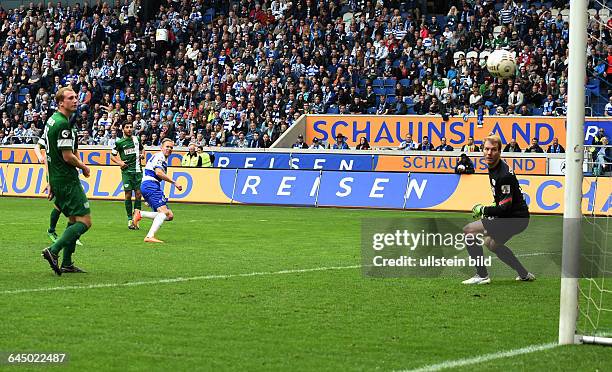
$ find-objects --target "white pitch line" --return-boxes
[504,252,559,259]
[3,252,559,295]
[2,265,362,295]
[402,342,559,372]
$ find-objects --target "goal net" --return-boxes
[579,0,612,344]
[578,176,612,345]
[559,0,612,346]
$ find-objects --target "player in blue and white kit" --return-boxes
[133,138,182,243]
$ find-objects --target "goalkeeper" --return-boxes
[462,135,535,285]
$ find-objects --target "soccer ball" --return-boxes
[486,50,516,78]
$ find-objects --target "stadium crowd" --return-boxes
[0,0,610,149]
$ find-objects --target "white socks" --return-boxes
[140,211,158,219]
[147,213,167,238]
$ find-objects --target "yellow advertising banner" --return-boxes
[0,147,115,165]
[374,154,547,175]
[0,164,232,204]
[306,115,567,149]
[432,174,611,215]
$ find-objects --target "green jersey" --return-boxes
[112,135,142,173]
[44,111,79,185]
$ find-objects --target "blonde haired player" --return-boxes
[133,138,182,243]
[461,135,535,284]
[34,126,82,246]
[41,87,91,275]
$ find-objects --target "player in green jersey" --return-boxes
[34,126,83,246]
[41,87,92,275]
[111,122,143,229]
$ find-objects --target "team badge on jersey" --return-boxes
[501,184,511,194]
[61,129,70,138]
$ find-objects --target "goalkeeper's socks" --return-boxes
[134,199,142,211]
[147,213,167,238]
[49,208,61,233]
[466,243,489,278]
[494,245,528,278]
[125,199,133,219]
[140,211,159,219]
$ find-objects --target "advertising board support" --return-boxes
[402,172,412,209]
[315,170,323,207]
[371,154,375,172]
[0,163,8,196]
[229,168,239,204]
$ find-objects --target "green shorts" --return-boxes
[122,172,142,191]
[52,180,90,217]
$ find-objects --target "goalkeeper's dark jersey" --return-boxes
[483,160,529,218]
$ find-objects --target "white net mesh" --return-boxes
[577,0,612,341]
[578,175,612,340]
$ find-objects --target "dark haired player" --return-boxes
[111,122,143,229]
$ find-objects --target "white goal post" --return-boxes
[559,0,611,346]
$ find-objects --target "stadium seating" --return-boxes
[203,8,215,23]
[373,87,386,96]
[0,0,607,149]
[17,87,29,104]
[327,105,339,114]
[453,51,466,65]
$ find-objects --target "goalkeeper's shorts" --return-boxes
[482,217,529,245]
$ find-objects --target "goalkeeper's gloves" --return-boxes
[471,204,485,219]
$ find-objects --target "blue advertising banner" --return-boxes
[212,152,374,171]
[289,153,373,170]
[404,173,461,209]
[213,152,291,169]
[316,171,409,209]
[584,119,612,143]
[231,169,321,206]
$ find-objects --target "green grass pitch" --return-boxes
[1,197,611,371]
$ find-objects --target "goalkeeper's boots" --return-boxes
[462,275,491,285]
[133,209,142,229]
[47,230,58,243]
[128,219,137,230]
[60,264,87,273]
[41,248,61,276]
[516,272,536,282]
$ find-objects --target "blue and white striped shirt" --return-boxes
[143,152,168,183]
